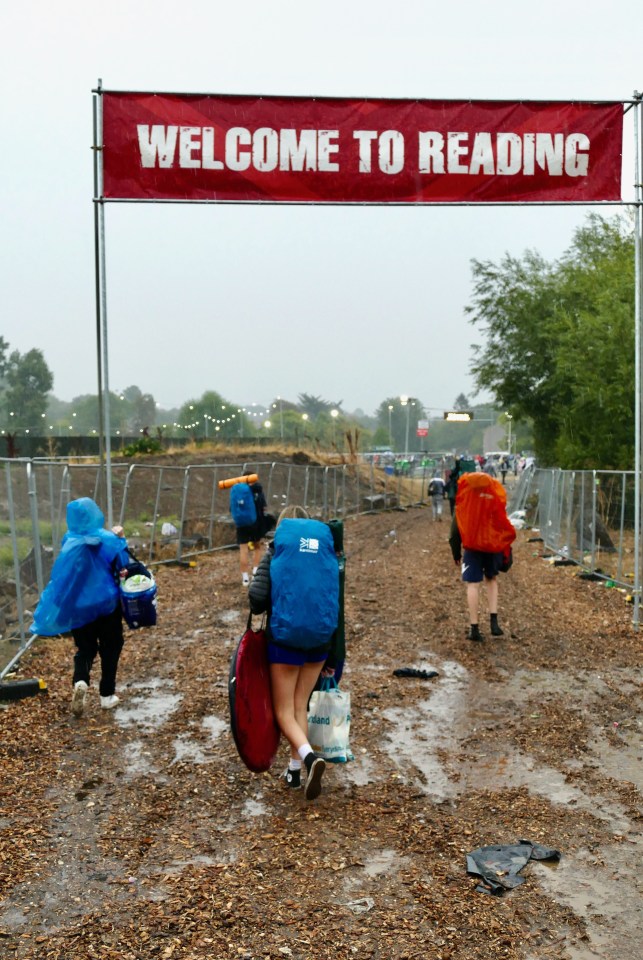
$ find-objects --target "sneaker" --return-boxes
[242,573,250,587]
[100,694,120,710]
[304,753,326,801]
[71,680,88,717]
[468,625,484,642]
[284,767,301,789]
[490,622,504,637]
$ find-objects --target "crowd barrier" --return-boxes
[0,456,435,669]
[509,466,637,590]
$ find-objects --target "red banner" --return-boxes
[101,92,623,204]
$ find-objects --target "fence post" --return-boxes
[119,464,135,528]
[26,462,45,595]
[617,472,627,583]
[177,466,191,561]
[6,462,27,643]
[150,467,164,563]
[590,471,598,574]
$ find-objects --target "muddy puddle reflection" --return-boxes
[114,678,181,730]
[382,655,642,960]
[530,839,643,960]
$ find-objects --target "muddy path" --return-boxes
[1,506,641,959]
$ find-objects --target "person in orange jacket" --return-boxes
[448,472,516,642]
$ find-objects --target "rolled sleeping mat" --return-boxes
[218,474,259,490]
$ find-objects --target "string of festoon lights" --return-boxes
[172,402,278,437]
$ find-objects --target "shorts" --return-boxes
[267,641,329,666]
[461,548,504,583]
[236,522,262,545]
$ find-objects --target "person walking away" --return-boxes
[444,456,463,517]
[30,497,131,716]
[249,505,340,801]
[448,473,516,643]
[500,457,509,485]
[230,471,268,586]
[428,474,446,521]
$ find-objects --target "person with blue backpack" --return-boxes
[230,471,267,587]
[248,505,340,800]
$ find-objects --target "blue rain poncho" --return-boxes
[31,498,130,636]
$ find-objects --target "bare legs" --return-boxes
[270,660,324,761]
[239,540,264,579]
[466,576,498,622]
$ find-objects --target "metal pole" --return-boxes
[6,462,26,643]
[92,88,105,514]
[94,79,113,527]
[633,91,643,627]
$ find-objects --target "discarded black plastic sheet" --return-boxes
[393,668,439,680]
[466,840,561,896]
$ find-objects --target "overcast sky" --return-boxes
[1,1,641,421]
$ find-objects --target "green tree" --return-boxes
[467,215,634,468]
[177,391,249,440]
[4,348,53,428]
[297,394,342,420]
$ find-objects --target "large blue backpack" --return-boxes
[230,482,257,527]
[270,518,339,649]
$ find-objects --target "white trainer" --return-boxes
[72,680,88,717]
[100,694,120,710]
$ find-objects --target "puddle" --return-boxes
[362,848,405,877]
[114,679,182,730]
[588,733,643,792]
[383,659,469,801]
[202,715,228,740]
[343,847,408,893]
[383,662,636,837]
[242,798,268,818]
[344,754,377,786]
[124,739,158,779]
[218,609,242,624]
[173,734,208,765]
[531,839,643,960]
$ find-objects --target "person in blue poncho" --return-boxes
[31,497,131,717]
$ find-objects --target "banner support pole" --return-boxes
[92,87,105,514]
[93,79,114,528]
[633,90,643,629]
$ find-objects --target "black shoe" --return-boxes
[468,625,484,642]
[304,753,325,800]
[284,767,301,789]
[490,621,504,637]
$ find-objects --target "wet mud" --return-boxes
[0,506,641,959]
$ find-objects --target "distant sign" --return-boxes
[417,419,429,437]
[444,411,474,422]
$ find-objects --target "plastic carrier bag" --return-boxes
[307,677,353,763]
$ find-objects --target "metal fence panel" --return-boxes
[1,455,456,659]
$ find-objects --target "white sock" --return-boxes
[298,744,313,762]
[252,566,258,575]
[288,759,302,771]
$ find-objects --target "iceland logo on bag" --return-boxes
[299,537,319,554]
